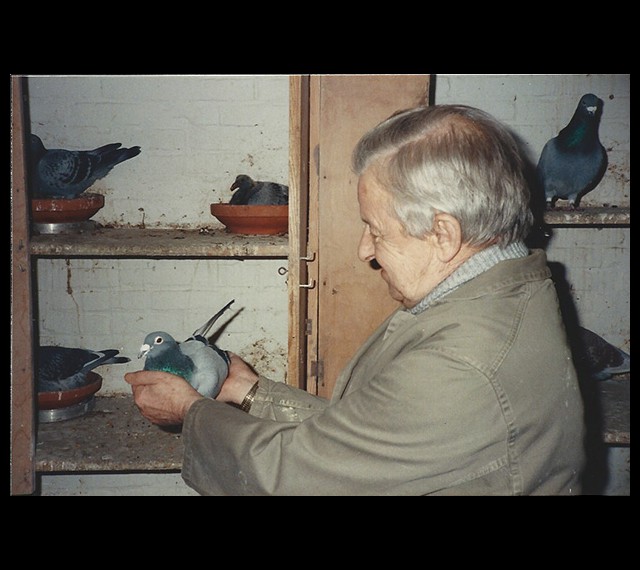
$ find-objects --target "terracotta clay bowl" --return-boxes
[31,193,105,224]
[38,372,103,410]
[210,204,288,235]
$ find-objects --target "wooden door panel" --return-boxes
[310,75,430,398]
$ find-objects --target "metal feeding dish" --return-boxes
[37,372,103,423]
[31,193,105,234]
[38,397,96,423]
[32,220,100,234]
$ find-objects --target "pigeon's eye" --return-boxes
[154,336,164,345]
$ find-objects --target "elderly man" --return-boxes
[126,105,585,495]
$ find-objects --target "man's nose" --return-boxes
[358,227,375,262]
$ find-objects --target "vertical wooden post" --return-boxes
[11,75,35,495]
[287,75,311,389]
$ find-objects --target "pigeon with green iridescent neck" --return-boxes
[536,93,608,209]
[138,300,235,398]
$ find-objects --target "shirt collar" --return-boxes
[407,240,529,316]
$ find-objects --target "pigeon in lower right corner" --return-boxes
[572,326,630,381]
[536,93,608,209]
[29,134,142,199]
[37,346,131,393]
[229,174,289,205]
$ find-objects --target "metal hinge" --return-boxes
[310,360,324,381]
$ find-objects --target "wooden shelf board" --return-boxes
[36,395,184,472]
[30,226,288,258]
[598,375,630,445]
[543,207,630,226]
[36,374,629,474]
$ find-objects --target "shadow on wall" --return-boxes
[546,261,609,495]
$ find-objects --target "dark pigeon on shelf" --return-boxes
[138,300,235,399]
[29,134,141,199]
[536,93,608,209]
[37,346,131,393]
[572,326,630,381]
[229,174,289,205]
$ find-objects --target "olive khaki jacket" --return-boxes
[182,249,586,495]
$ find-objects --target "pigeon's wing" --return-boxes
[37,346,94,385]
[247,182,289,205]
[191,300,235,340]
[36,149,88,194]
[37,346,129,392]
[33,140,141,198]
[180,339,229,398]
[93,144,141,174]
[537,139,572,202]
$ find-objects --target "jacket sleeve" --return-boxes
[248,376,329,422]
[180,346,505,496]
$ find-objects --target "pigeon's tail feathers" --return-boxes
[86,349,130,370]
[598,348,631,379]
[98,350,131,366]
[191,299,235,339]
[93,142,124,155]
[101,145,142,167]
[575,327,631,380]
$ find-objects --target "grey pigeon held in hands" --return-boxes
[138,300,235,398]
[29,134,141,199]
[573,326,630,381]
[536,93,608,209]
[37,346,130,393]
[229,174,289,205]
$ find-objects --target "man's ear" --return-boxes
[431,212,463,263]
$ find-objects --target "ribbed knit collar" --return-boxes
[407,240,529,316]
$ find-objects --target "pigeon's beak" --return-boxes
[230,182,238,191]
[138,343,151,359]
[586,105,597,114]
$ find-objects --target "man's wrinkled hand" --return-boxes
[125,370,204,425]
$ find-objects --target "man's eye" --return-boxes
[365,224,381,241]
